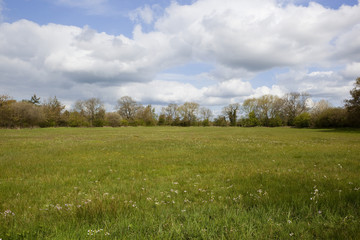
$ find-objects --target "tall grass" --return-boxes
[0,127,359,239]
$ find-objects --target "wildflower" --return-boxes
[55,204,62,210]
[287,220,292,224]
[2,209,15,217]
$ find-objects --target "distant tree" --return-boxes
[242,98,257,117]
[162,103,179,125]
[293,112,311,128]
[222,103,239,126]
[313,108,348,128]
[345,77,360,127]
[11,101,45,128]
[42,96,65,127]
[157,114,166,126]
[0,95,16,128]
[68,111,88,127]
[310,99,332,127]
[240,111,260,127]
[178,102,199,126]
[242,95,283,127]
[199,107,213,126]
[136,105,157,126]
[213,115,227,126]
[74,98,105,127]
[282,92,310,126]
[105,112,121,127]
[29,94,41,105]
[116,96,140,121]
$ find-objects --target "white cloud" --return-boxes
[203,79,253,98]
[342,62,360,79]
[1,0,360,108]
[156,0,360,71]
[114,77,284,107]
[129,5,158,25]
[276,69,353,105]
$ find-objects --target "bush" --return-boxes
[120,119,129,127]
[312,108,348,128]
[241,111,260,127]
[105,112,121,127]
[294,112,311,128]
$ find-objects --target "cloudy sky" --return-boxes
[0,0,359,111]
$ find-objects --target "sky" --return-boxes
[0,0,359,112]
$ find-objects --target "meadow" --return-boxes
[0,127,359,239]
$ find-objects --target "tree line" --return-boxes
[1,78,359,128]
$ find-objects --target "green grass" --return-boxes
[0,127,359,239]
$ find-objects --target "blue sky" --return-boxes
[0,0,359,111]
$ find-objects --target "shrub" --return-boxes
[294,112,311,128]
[312,108,348,128]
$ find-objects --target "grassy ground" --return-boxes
[0,127,359,239]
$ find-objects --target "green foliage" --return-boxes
[120,119,129,126]
[293,112,311,128]
[105,112,121,127]
[345,77,360,127]
[312,108,348,128]
[213,116,227,126]
[268,116,283,127]
[241,111,260,127]
[68,111,88,127]
[29,94,41,105]
[157,114,166,126]
[202,119,210,126]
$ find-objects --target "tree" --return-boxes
[282,92,310,126]
[178,102,199,126]
[199,107,213,126]
[42,96,65,127]
[105,112,121,127]
[293,112,311,128]
[213,115,227,126]
[29,94,41,105]
[116,96,140,121]
[161,103,179,125]
[240,111,260,127]
[313,108,348,128]
[242,95,284,127]
[136,105,157,126]
[222,103,239,126]
[11,101,45,128]
[345,77,360,127]
[310,99,332,127]
[0,95,16,128]
[74,98,105,127]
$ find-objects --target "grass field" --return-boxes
[0,127,359,239]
